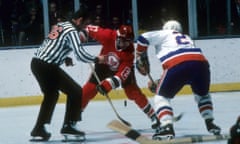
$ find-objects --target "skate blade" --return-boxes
[152,134,174,141]
[62,134,86,142]
[29,136,50,142]
[209,129,221,135]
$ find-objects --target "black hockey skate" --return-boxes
[61,121,86,142]
[205,119,221,135]
[151,115,161,129]
[152,123,175,140]
[30,125,51,141]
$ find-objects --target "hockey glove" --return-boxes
[96,77,121,96]
[136,52,150,76]
[96,84,108,96]
[148,79,160,93]
[95,55,107,64]
[65,57,74,66]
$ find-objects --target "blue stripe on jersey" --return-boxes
[160,48,202,62]
[137,35,149,45]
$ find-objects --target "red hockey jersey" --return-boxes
[86,25,135,83]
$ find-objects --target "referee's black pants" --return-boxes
[31,58,82,127]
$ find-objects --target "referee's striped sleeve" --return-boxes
[70,31,96,63]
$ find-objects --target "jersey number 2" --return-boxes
[175,34,190,45]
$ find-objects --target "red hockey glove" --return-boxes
[96,85,107,96]
[96,77,121,96]
[96,80,112,96]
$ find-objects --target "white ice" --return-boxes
[0,91,239,144]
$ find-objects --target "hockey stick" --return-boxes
[147,73,184,122]
[89,63,131,127]
[147,73,155,84]
[107,119,230,144]
[173,112,183,122]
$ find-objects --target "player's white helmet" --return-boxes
[162,20,182,32]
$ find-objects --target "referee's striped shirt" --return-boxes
[34,21,96,65]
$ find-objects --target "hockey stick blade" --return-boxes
[107,119,149,143]
[107,119,230,144]
[119,117,131,127]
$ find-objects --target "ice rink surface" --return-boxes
[0,91,239,144]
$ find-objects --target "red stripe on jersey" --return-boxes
[162,54,207,69]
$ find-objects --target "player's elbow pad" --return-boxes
[136,35,149,53]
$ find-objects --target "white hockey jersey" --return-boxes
[136,30,207,69]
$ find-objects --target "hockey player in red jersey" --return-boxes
[81,25,160,129]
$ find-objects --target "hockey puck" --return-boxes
[124,100,127,107]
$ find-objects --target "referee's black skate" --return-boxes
[205,119,221,135]
[30,125,51,141]
[152,123,175,140]
[61,121,86,142]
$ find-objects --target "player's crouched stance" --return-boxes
[228,116,240,144]
[136,20,221,140]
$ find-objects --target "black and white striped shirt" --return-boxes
[34,21,96,65]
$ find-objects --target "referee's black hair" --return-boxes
[72,5,89,20]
